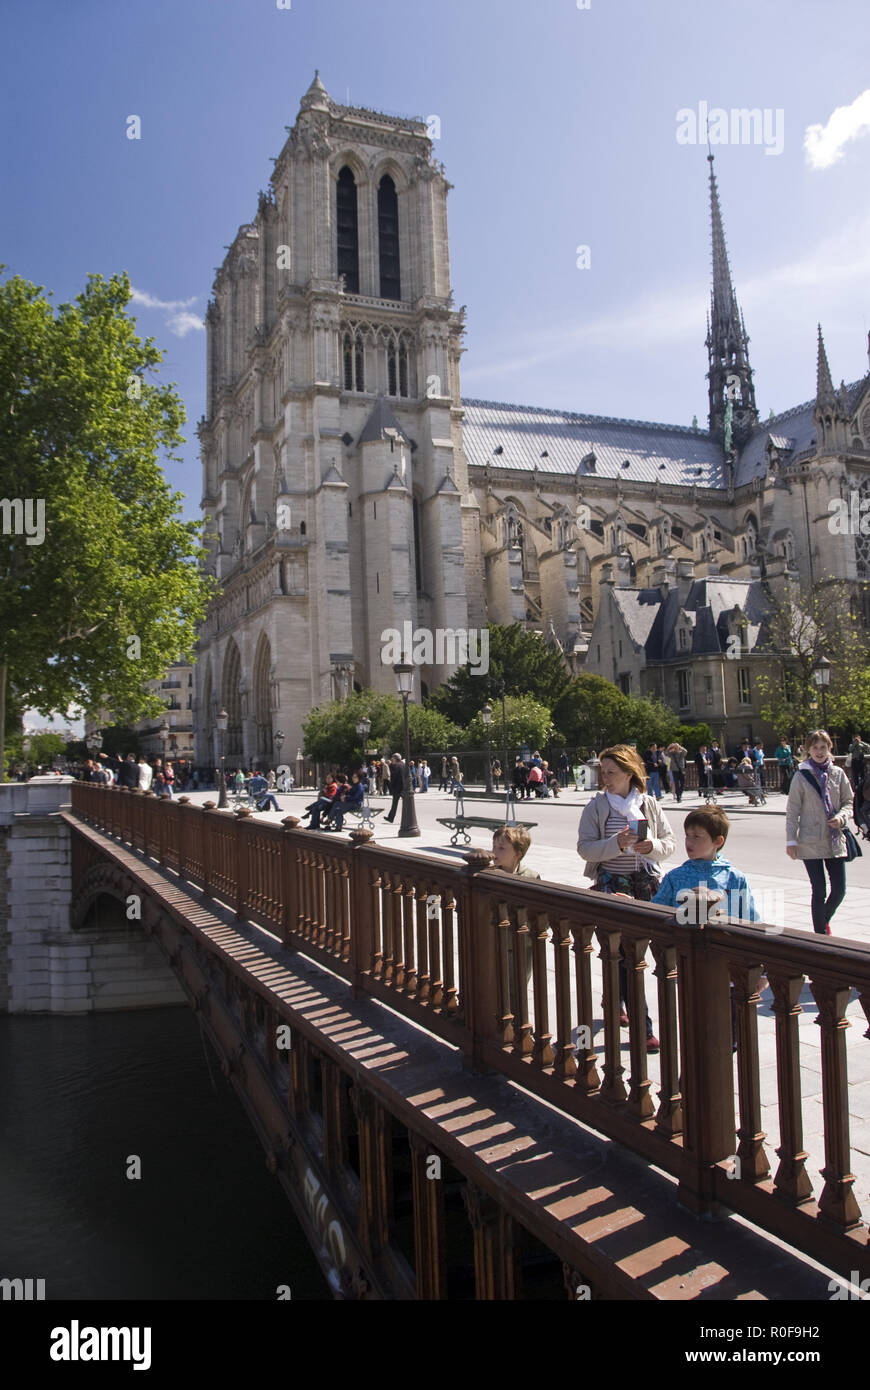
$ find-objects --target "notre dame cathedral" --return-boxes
[193,73,870,765]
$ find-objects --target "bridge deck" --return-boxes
[67,812,837,1300]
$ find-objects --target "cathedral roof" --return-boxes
[461,399,725,487]
[610,576,774,661]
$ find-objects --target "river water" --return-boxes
[0,1006,329,1300]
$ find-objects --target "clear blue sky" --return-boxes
[3,0,869,529]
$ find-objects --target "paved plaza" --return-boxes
[181,782,870,1224]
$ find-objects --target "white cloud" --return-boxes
[804,88,870,169]
[130,286,204,337]
[166,311,205,337]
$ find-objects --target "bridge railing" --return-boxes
[70,783,870,1278]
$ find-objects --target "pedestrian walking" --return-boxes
[774,737,795,793]
[438,754,449,792]
[384,754,405,823]
[419,759,430,792]
[665,743,686,803]
[785,729,855,934]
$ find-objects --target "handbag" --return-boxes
[798,768,862,860]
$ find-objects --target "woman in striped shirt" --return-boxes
[577,744,676,1052]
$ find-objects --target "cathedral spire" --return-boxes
[705,154,758,452]
[815,323,835,405]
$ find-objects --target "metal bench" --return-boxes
[324,800,382,832]
[435,790,536,846]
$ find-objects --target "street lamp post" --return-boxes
[481,702,493,795]
[216,707,229,808]
[356,716,371,764]
[813,655,831,731]
[392,664,420,838]
[496,678,509,807]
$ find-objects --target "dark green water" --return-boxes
[0,1008,329,1300]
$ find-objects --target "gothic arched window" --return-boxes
[378,175,401,300]
[337,167,360,294]
[385,334,410,398]
[343,330,365,392]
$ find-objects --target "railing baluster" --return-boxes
[732,962,769,1182]
[441,888,458,1014]
[650,942,681,1136]
[571,924,599,1094]
[416,882,431,1003]
[810,978,862,1230]
[553,918,577,1080]
[596,926,626,1104]
[531,910,554,1067]
[768,969,813,1204]
[622,931,654,1120]
[510,907,533,1057]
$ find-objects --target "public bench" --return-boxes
[324,802,382,832]
[436,791,536,846]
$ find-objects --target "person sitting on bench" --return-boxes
[328,772,365,830]
[304,774,341,829]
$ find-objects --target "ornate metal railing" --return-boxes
[70,783,870,1278]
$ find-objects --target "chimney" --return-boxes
[677,558,695,603]
[653,556,677,593]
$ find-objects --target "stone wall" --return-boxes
[0,778,182,1014]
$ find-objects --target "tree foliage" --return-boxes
[754,578,865,741]
[0,269,214,780]
[302,690,461,767]
[426,623,571,726]
[551,674,688,751]
[464,694,554,751]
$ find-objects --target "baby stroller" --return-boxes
[737,758,766,806]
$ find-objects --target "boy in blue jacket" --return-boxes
[652,805,760,924]
[654,805,759,1051]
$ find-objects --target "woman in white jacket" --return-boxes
[785,730,853,934]
[577,743,676,1052]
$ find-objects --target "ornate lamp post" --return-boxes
[496,678,510,805]
[812,655,831,731]
[482,701,493,795]
[393,663,420,838]
[216,707,229,809]
[356,716,371,762]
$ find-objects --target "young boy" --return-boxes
[652,805,760,925]
[491,825,540,880]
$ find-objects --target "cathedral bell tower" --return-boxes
[195,75,472,764]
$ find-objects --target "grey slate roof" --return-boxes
[461,399,725,487]
[734,377,868,486]
[611,576,774,662]
[358,396,410,447]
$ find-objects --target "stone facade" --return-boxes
[0,779,182,1013]
[194,77,870,762]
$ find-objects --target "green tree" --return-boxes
[551,675,630,749]
[464,694,554,751]
[0,269,214,780]
[25,731,66,768]
[302,689,460,767]
[755,578,865,742]
[427,624,571,726]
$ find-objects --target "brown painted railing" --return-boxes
[70,783,870,1278]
